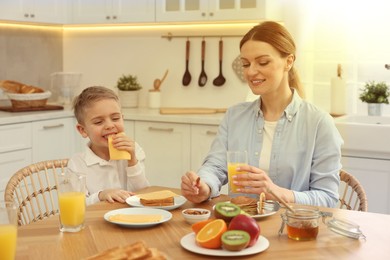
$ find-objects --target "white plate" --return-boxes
[180,233,269,257]
[104,208,172,228]
[213,201,277,219]
[126,195,187,210]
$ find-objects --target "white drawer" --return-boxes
[0,149,32,193]
[0,122,32,153]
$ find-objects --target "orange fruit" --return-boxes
[191,218,214,234]
[195,219,227,249]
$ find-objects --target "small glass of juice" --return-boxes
[227,151,248,193]
[0,200,18,260]
[57,170,86,233]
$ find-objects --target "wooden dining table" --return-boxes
[16,186,390,259]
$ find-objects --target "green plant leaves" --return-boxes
[359,81,389,104]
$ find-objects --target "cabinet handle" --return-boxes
[30,14,35,18]
[201,12,206,17]
[148,127,174,132]
[206,130,217,135]
[106,16,110,19]
[113,15,117,19]
[42,123,64,130]
[24,13,29,17]
[209,12,214,17]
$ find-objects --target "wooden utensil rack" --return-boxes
[161,32,243,41]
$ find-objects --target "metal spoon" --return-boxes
[213,39,226,87]
[198,39,207,87]
[182,40,191,86]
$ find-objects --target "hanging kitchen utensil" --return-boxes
[232,54,246,82]
[182,40,192,86]
[213,39,226,87]
[198,39,207,87]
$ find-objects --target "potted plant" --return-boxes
[359,81,389,116]
[116,74,142,108]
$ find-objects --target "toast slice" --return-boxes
[137,190,178,207]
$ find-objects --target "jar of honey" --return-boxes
[279,205,321,241]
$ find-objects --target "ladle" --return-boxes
[212,39,226,86]
[198,39,207,87]
[153,69,169,91]
[182,40,192,86]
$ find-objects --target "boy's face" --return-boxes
[76,99,124,152]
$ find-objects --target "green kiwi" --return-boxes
[214,202,241,222]
[221,230,250,251]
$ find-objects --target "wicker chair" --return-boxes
[338,170,368,212]
[4,159,68,226]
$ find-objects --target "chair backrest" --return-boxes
[4,159,68,226]
[338,170,368,212]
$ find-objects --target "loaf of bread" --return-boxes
[0,80,44,94]
[137,190,178,207]
[85,240,167,260]
[108,133,131,160]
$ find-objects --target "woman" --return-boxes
[181,21,343,207]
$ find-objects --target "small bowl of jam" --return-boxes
[280,205,321,241]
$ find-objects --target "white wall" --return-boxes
[63,24,253,109]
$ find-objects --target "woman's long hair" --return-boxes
[240,21,304,98]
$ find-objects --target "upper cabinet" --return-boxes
[70,0,155,24]
[0,0,67,24]
[155,0,280,22]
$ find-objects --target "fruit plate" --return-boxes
[126,195,187,211]
[104,208,172,228]
[213,202,277,219]
[180,232,269,257]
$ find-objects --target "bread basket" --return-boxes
[7,91,52,108]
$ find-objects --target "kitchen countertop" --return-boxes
[0,107,225,126]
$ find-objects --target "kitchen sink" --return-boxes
[334,115,390,159]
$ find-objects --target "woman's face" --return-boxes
[76,98,124,154]
[240,40,292,97]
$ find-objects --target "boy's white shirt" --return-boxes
[67,141,150,205]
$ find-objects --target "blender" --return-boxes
[51,72,82,105]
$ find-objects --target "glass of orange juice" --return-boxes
[0,200,17,260]
[227,151,248,193]
[57,170,86,232]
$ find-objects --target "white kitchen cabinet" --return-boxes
[124,120,135,138]
[190,124,228,194]
[0,0,66,24]
[134,121,190,189]
[341,156,390,214]
[0,123,32,201]
[71,0,155,24]
[32,117,76,162]
[156,0,280,22]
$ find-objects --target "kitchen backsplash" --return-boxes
[0,24,63,104]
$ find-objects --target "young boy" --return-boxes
[68,86,150,205]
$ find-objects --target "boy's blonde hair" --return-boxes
[73,86,120,124]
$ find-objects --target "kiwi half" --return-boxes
[221,230,250,251]
[214,202,241,222]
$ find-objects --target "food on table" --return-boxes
[195,219,227,249]
[228,214,261,247]
[183,209,209,215]
[191,218,214,234]
[221,230,250,251]
[257,192,266,215]
[85,240,167,260]
[230,196,258,215]
[108,214,163,224]
[214,202,241,222]
[137,190,178,206]
[108,132,131,160]
[0,80,44,93]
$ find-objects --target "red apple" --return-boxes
[228,214,260,247]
